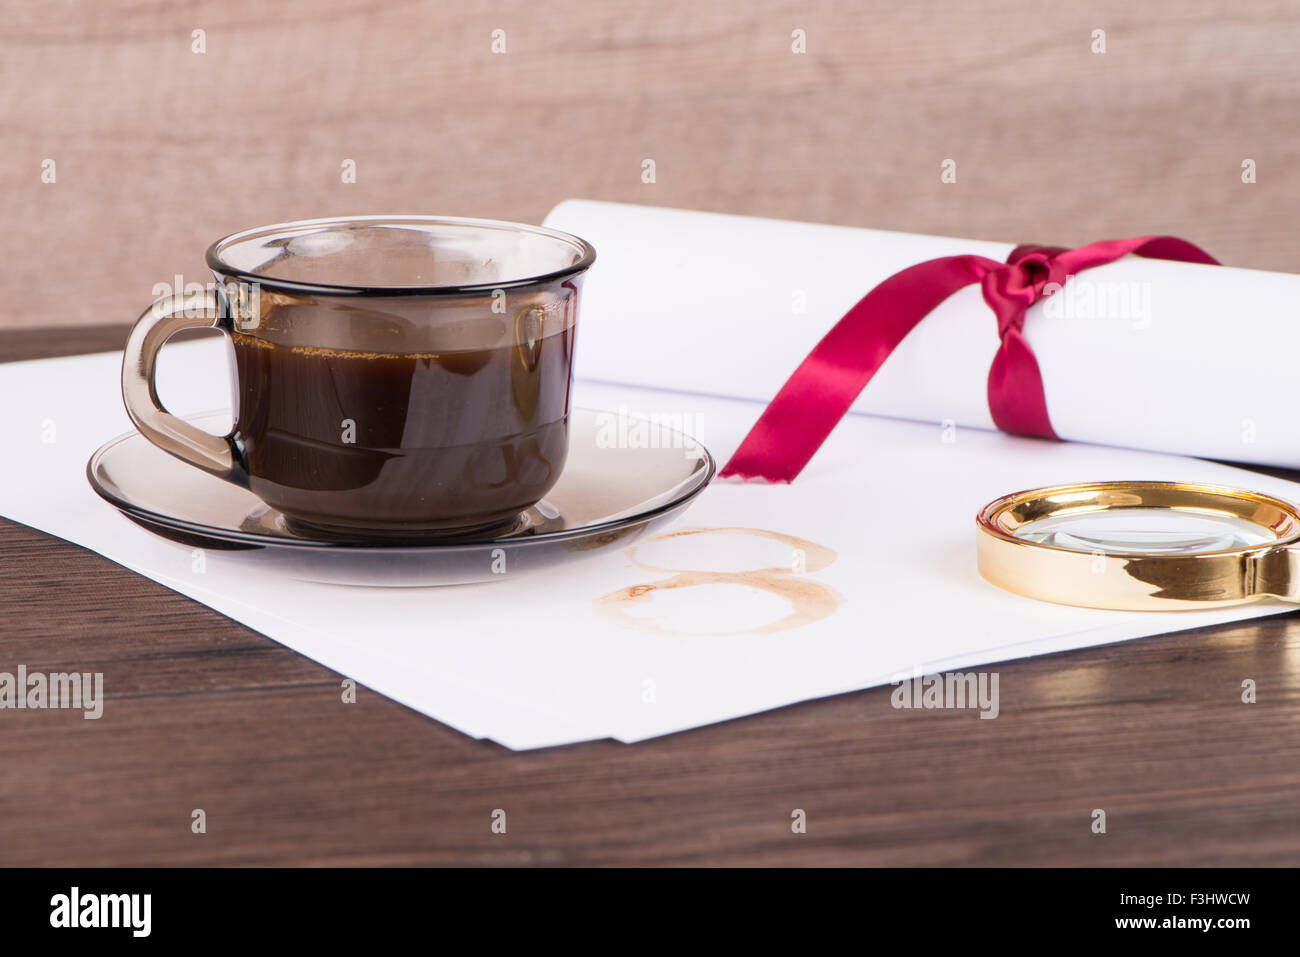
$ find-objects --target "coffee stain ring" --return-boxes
[596,525,844,637]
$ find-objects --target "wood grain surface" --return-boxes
[2,324,1299,867]
[2,0,1298,330]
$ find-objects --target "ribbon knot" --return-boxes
[983,245,1068,338]
[979,244,1076,438]
[719,235,1221,483]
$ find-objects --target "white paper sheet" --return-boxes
[1,337,1297,749]
[543,200,1300,469]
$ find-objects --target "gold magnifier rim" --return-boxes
[976,480,1300,610]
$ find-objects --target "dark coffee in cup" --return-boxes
[121,216,594,537]
[229,306,575,533]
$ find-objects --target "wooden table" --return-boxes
[2,325,1298,867]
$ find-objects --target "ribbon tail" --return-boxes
[987,328,1058,439]
[720,255,999,482]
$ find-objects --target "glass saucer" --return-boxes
[86,409,714,586]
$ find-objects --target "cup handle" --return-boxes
[121,289,244,484]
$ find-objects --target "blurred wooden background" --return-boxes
[2,0,1297,330]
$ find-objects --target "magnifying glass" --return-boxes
[976,481,1300,610]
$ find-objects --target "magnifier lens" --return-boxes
[979,481,1300,610]
[1011,508,1279,555]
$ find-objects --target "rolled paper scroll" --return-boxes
[545,199,1300,474]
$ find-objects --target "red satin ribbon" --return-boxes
[720,236,1220,482]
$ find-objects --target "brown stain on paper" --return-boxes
[596,526,844,637]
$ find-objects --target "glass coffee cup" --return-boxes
[122,215,595,537]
